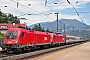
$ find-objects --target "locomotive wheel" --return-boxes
[7,50,14,53]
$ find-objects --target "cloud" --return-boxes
[20,12,82,26]
[0,0,90,26]
[47,0,90,10]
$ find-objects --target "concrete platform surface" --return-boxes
[29,42,90,60]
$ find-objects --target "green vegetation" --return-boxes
[32,23,43,31]
[46,28,50,32]
[0,32,4,38]
[0,11,20,23]
[0,11,50,32]
[32,23,50,32]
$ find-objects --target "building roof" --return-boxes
[0,23,26,30]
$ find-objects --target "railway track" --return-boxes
[0,42,87,60]
[0,52,9,58]
[0,51,19,58]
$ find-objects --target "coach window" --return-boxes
[20,32,24,37]
[66,37,69,40]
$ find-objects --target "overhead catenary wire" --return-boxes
[11,0,40,13]
[10,0,56,20]
[0,0,33,16]
[67,0,83,22]
[0,0,56,24]
[0,0,66,22]
[11,0,63,32]
[0,0,54,20]
[16,0,45,1]
[0,0,18,8]
[38,1,69,28]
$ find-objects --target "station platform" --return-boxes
[30,42,90,60]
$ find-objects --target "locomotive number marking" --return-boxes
[62,38,64,40]
[44,37,47,40]
[7,41,12,43]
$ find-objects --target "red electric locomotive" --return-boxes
[2,28,51,53]
[2,28,66,53]
[49,33,66,46]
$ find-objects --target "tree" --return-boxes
[32,23,44,31]
[46,28,50,32]
[0,32,4,38]
[32,25,39,30]
[32,24,51,32]
[42,28,45,32]
[0,11,2,16]
[0,11,20,23]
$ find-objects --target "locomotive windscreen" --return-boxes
[6,31,18,39]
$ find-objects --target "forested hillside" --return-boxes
[0,11,20,23]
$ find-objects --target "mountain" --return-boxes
[28,19,88,32]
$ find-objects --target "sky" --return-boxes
[0,0,90,26]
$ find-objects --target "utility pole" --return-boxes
[54,13,58,32]
[73,27,74,35]
[78,26,80,36]
[45,0,47,6]
[17,0,18,8]
[64,23,65,35]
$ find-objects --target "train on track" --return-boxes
[1,28,87,53]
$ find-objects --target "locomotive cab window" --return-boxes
[20,32,24,37]
[6,31,18,39]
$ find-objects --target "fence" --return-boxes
[0,38,4,47]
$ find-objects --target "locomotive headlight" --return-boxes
[4,40,5,43]
[15,40,18,43]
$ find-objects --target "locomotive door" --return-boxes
[49,33,53,42]
[20,32,25,44]
[34,33,36,46]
